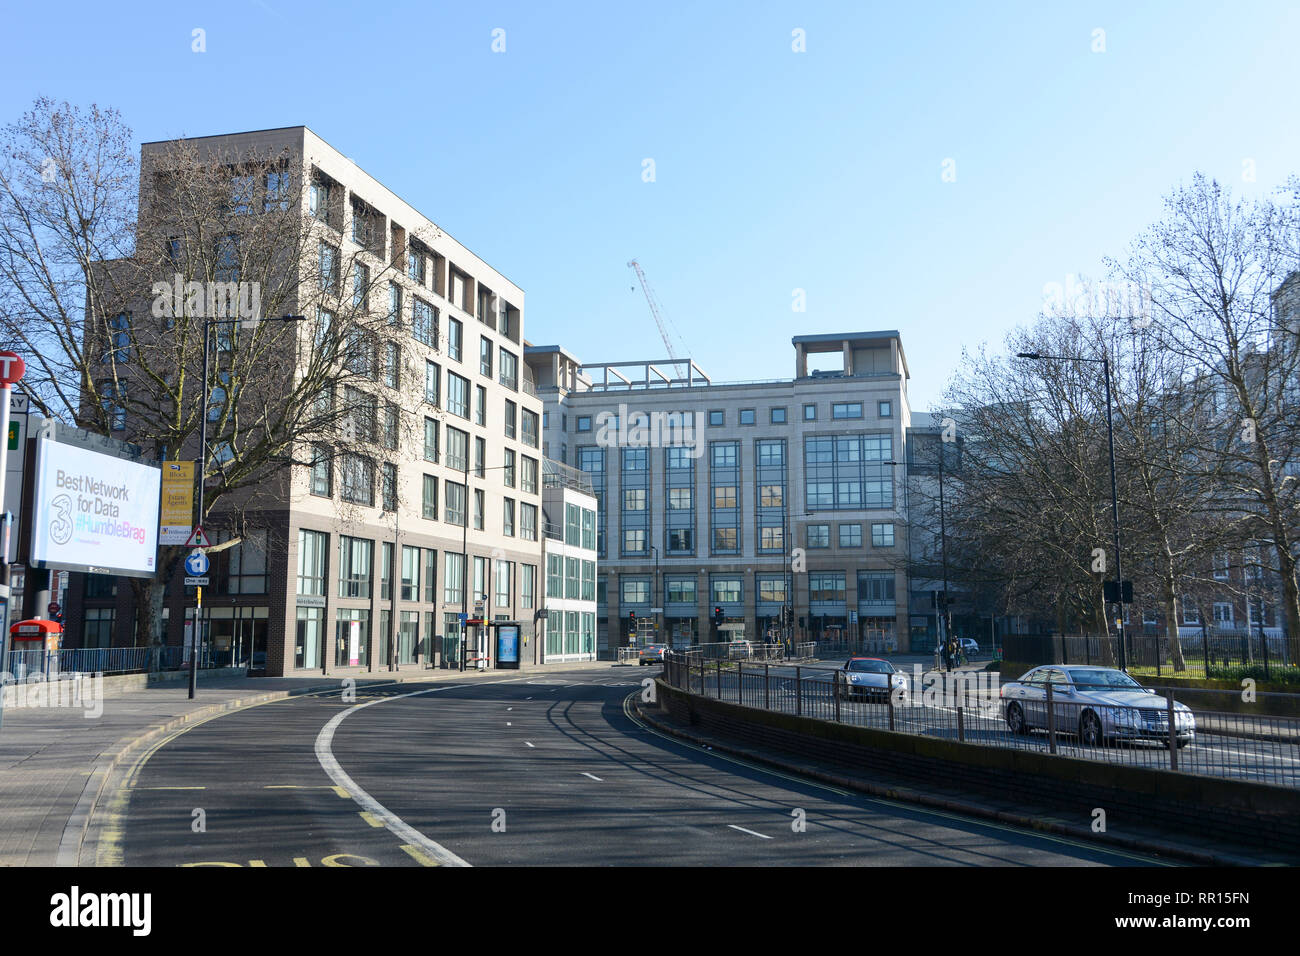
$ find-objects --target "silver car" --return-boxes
[1000,665,1195,748]
[836,657,910,703]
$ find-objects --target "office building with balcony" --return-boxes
[525,332,915,652]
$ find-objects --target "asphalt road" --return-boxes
[109,666,1169,867]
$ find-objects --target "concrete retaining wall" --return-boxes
[655,679,1300,855]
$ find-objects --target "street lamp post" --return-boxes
[650,545,661,641]
[1017,351,1127,672]
[189,314,303,700]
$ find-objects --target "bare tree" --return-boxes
[0,99,438,655]
[1113,174,1300,661]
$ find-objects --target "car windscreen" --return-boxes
[847,660,891,674]
[1069,669,1142,689]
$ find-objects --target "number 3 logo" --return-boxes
[49,493,73,545]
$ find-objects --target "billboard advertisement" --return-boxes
[29,434,161,577]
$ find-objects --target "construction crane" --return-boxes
[627,259,689,380]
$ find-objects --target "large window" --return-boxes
[871,523,895,547]
[809,572,846,603]
[710,441,740,555]
[447,372,470,418]
[499,349,518,390]
[521,409,539,448]
[310,445,332,497]
[338,535,373,599]
[445,480,466,526]
[447,318,462,361]
[412,299,436,348]
[666,578,696,603]
[858,571,895,604]
[622,578,650,604]
[547,555,563,599]
[425,361,441,406]
[521,456,539,494]
[565,557,580,599]
[444,552,465,605]
[711,577,742,603]
[446,427,468,471]
[520,502,538,541]
[422,475,438,520]
[494,559,512,608]
[758,575,788,604]
[566,503,581,546]
[424,417,439,462]
[297,529,328,596]
[804,433,893,510]
[521,564,535,609]
[340,454,374,506]
[401,546,421,601]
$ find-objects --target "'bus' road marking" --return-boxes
[581,772,603,781]
[728,825,772,840]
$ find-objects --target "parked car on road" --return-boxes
[836,657,909,702]
[1000,665,1195,748]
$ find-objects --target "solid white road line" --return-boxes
[728,824,772,840]
[314,683,489,868]
[525,742,535,748]
[581,772,603,781]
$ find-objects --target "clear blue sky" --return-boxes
[5,1,1299,411]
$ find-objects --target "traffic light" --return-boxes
[629,611,637,625]
[713,606,723,626]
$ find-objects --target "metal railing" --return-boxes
[1006,631,1297,683]
[2,645,238,678]
[660,654,1300,788]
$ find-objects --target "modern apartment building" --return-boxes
[525,331,916,652]
[65,126,552,676]
[539,459,599,662]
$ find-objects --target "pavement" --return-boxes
[0,661,612,867]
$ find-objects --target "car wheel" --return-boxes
[1006,702,1028,735]
[1176,739,1190,749]
[1079,710,1102,747]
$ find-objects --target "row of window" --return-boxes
[299,529,537,609]
[556,401,895,434]
[616,571,896,606]
[544,555,599,600]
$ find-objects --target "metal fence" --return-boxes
[1007,631,1297,682]
[660,654,1300,788]
[2,645,229,678]
[678,642,786,662]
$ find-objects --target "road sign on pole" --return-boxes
[184,526,212,548]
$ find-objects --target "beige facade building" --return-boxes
[525,332,915,652]
[69,126,555,676]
